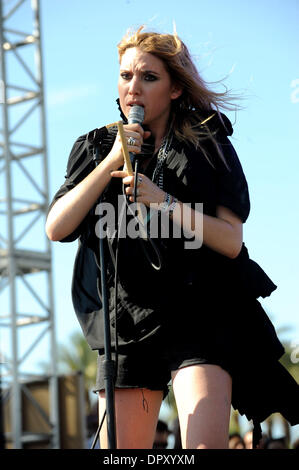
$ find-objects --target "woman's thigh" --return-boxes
[172,364,232,449]
[98,387,163,449]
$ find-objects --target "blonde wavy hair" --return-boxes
[117,26,239,153]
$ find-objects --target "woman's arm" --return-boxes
[46,123,148,242]
[110,171,243,259]
[46,156,116,241]
[172,202,243,259]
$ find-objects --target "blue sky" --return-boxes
[1,0,298,414]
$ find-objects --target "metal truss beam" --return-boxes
[0,0,59,448]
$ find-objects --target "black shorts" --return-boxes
[94,327,232,398]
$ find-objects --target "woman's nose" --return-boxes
[128,76,141,95]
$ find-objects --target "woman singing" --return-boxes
[46,27,299,449]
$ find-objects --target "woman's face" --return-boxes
[118,47,181,133]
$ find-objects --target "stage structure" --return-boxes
[0,0,59,448]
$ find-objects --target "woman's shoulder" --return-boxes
[195,109,234,138]
[170,109,234,161]
[65,125,118,181]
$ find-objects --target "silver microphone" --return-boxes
[128,105,144,168]
[128,105,144,124]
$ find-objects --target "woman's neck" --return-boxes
[151,125,169,154]
[154,137,164,154]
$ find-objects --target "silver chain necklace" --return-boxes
[152,133,173,190]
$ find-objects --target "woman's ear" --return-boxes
[170,84,183,100]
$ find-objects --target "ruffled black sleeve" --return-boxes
[215,136,250,223]
[170,111,250,223]
[48,125,117,242]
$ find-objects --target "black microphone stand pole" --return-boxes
[93,146,116,449]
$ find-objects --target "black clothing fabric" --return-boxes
[49,109,299,438]
[95,328,234,399]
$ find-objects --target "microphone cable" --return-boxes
[130,157,163,271]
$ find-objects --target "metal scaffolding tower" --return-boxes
[0,0,59,448]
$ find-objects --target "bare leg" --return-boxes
[98,388,163,449]
[172,364,232,449]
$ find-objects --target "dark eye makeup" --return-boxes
[120,71,159,81]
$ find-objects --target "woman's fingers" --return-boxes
[110,172,164,206]
[110,171,142,202]
[110,170,133,184]
[124,124,143,151]
[115,124,151,159]
[126,132,142,151]
[123,124,151,153]
[110,171,144,185]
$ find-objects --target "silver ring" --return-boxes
[127,136,136,146]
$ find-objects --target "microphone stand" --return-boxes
[93,146,116,449]
[90,114,142,449]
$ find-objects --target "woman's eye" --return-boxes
[120,72,131,80]
[144,74,157,81]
